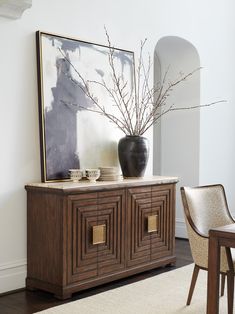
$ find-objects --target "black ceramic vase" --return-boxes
[118,135,149,178]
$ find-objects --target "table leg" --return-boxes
[207,234,220,314]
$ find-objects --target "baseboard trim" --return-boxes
[0,259,27,271]
[0,287,25,297]
[0,259,26,294]
[175,218,188,239]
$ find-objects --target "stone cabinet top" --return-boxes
[25,176,178,194]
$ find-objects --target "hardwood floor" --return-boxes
[0,238,193,314]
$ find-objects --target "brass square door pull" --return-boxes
[92,224,106,245]
[147,215,158,233]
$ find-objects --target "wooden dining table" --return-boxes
[207,223,235,314]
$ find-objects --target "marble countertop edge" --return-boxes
[25,176,179,191]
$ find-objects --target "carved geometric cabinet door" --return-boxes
[151,184,175,261]
[126,186,152,267]
[67,189,125,284]
[126,184,175,267]
[97,190,125,275]
[67,192,98,284]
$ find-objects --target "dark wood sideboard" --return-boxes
[25,176,178,299]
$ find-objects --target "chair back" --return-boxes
[181,184,234,237]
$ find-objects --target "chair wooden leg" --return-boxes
[225,247,234,314]
[187,264,200,305]
[221,273,225,296]
[227,270,234,314]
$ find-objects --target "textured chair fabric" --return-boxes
[181,184,235,308]
[181,184,235,273]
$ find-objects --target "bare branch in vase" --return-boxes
[58,33,226,137]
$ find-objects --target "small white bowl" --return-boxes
[85,169,100,183]
[68,169,83,182]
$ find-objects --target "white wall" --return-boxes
[1,0,235,292]
[152,1,235,238]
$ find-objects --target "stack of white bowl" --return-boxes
[98,167,122,181]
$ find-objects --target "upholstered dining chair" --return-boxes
[181,184,235,310]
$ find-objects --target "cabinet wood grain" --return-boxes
[26,181,176,299]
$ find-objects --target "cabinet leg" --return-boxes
[54,292,72,300]
[26,285,38,292]
[165,262,176,267]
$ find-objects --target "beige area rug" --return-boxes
[36,264,229,314]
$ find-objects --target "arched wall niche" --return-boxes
[153,36,200,237]
[0,0,32,19]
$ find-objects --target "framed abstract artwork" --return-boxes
[36,31,134,182]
